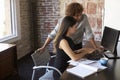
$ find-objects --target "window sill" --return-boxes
[0,35,21,43]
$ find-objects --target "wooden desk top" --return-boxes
[60,59,120,80]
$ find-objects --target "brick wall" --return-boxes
[32,0,60,51]
[33,0,104,52]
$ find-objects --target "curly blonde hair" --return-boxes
[65,2,84,16]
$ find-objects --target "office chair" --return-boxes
[31,48,62,80]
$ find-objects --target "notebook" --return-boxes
[67,61,107,78]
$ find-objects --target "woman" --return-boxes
[39,16,95,80]
[53,16,95,74]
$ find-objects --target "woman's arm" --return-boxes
[59,39,95,61]
[37,37,52,52]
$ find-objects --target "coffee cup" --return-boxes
[99,57,108,65]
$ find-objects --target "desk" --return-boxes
[60,59,120,80]
[0,43,18,80]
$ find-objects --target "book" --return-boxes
[67,61,107,78]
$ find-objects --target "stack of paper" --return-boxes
[68,58,96,66]
[67,59,107,78]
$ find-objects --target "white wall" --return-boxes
[104,0,120,41]
[104,0,120,30]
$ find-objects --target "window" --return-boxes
[0,0,21,43]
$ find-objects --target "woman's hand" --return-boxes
[84,48,95,54]
[36,46,46,53]
[95,46,105,53]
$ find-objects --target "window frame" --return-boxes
[0,0,21,43]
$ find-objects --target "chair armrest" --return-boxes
[50,55,56,58]
[33,66,62,76]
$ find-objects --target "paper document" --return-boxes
[68,58,96,66]
[88,61,107,70]
[67,63,98,78]
[67,60,107,78]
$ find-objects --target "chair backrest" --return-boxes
[31,49,50,66]
[31,49,62,80]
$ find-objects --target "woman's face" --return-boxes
[73,13,82,21]
[68,24,77,35]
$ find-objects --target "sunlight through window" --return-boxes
[0,0,20,42]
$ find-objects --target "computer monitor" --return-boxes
[101,26,120,59]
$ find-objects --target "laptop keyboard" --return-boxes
[84,50,104,60]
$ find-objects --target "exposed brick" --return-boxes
[87,2,97,14]
[33,0,60,52]
[97,16,102,29]
[98,1,104,14]
[88,16,97,28]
